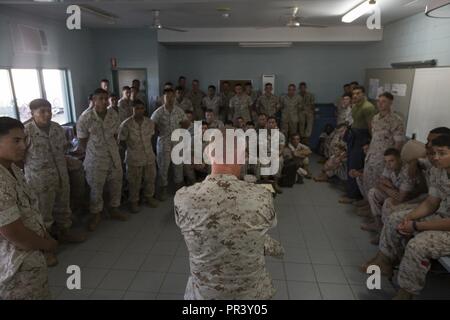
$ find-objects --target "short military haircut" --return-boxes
[235,83,242,88]
[344,83,351,88]
[109,92,119,99]
[288,84,296,89]
[93,88,108,96]
[29,98,51,111]
[267,116,277,122]
[132,100,145,107]
[379,92,394,101]
[384,147,401,158]
[205,108,214,113]
[0,117,24,137]
[164,81,173,87]
[342,93,352,99]
[236,116,244,121]
[163,88,174,94]
[353,85,366,93]
[299,82,307,87]
[175,86,183,92]
[430,127,450,135]
[350,81,359,86]
[265,83,272,87]
[192,79,199,84]
[246,121,255,126]
[258,113,268,118]
[290,133,301,140]
[100,79,109,83]
[431,134,450,148]
[178,76,186,81]
[122,86,131,91]
[132,79,140,84]
[208,85,216,91]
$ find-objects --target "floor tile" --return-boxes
[97,270,137,291]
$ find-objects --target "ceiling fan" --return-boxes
[284,7,328,28]
[150,10,187,32]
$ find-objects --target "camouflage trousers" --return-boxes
[85,164,122,215]
[324,156,347,180]
[281,119,298,139]
[362,155,385,198]
[0,260,50,300]
[380,194,427,225]
[127,164,156,204]
[156,141,184,187]
[356,176,365,199]
[67,156,88,215]
[36,178,72,231]
[380,210,450,295]
[367,187,390,218]
[298,111,314,138]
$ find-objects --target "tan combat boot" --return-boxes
[59,228,87,243]
[45,252,58,267]
[339,196,355,204]
[392,288,414,300]
[88,213,101,232]
[356,206,372,217]
[353,199,368,207]
[360,251,394,278]
[129,202,140,214]
[273,182,283,194]
[110,207,128,221]
[146,197,159,208]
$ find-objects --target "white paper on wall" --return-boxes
[368,78,379,99]
[391,83,407,97]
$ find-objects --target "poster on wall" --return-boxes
[368,78,379,99]
[391,83,407,97]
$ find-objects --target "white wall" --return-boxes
[91,28,160,100]
[366,12,450,68]
[161,43,368,103]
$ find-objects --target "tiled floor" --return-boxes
[49,157,450,300]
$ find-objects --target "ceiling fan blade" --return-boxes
[300,23,328,28]
[162,26,188,32]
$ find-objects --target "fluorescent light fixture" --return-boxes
[238,42,292,48]
[342,1,376,23]
[425,0,450,18]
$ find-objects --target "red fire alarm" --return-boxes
[111,58,117,69]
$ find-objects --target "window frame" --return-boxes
[0,67,75,125]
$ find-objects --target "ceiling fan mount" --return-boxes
[150,10,187,32]
[285,7,328,29]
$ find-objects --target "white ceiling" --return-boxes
[0,0,430,29]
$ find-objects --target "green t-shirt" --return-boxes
[351,99,377,130]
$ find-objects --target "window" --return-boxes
[11,69,42,123]
[42,69,71,125]
[0,68,74,125]
[0,70,16,118]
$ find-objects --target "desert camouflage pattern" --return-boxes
[0,163,50,300]
[175,174,282,299]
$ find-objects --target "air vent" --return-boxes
[11,24,50,54]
